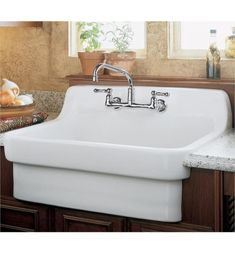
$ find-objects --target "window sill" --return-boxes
[168,56,235,61]
[69,54,147,60]
[0,22,42,27]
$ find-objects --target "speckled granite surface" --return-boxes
[22,90,65,113]
[183,129,235,172]
[0,112,59,146]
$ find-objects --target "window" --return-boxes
[69,22,146,58]
[168,22,235,59]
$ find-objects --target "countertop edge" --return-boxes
[183,154,235,172]
[183,129,235,172]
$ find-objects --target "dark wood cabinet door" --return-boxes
[128,219,212,232]
[181,169,223,231]
[1,147,13,198]
[54,208,126,232]
[0,198,50,232]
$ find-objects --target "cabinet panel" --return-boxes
[128,219,212,232]
[55,208,126,232]
[182,169,223,231]
[0,199,50,232]
[0,147,13,197]
[223,172,235,196]
[1,204,38,231]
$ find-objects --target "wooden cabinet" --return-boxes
[54,208,126,232]
[128,220,212,232]
[1,146,234,232]
[1,146,13,198]
[181,169,223,231]
[1,198,50,232]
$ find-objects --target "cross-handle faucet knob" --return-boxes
[151,91,170,97]
[151,91,156,97]
[94,88,112,94]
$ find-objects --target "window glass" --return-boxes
[69,22,146,58]
[169,22,235,58]
[181,22,235,50]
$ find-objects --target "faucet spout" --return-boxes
[93,63,134,105]
[93,63,133,88]
[92,63,104,82]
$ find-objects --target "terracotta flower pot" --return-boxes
[78,51,105,75]
[105,51,136,76]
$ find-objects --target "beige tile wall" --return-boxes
[0,22,234,92]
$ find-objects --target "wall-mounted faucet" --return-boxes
[92,63,169,111]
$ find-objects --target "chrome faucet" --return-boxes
[92,63,169,111]
[93,63,134,105]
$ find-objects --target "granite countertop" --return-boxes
[0,111,59,146]
[183,129,235,172]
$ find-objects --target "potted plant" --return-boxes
[105,23,136,75]
[77,22,105,75]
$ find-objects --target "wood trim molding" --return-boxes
[214,171,224,231]
[224,172,235,196]
[129,219,213,232]
[63,214,113,231]
[1,204,39,231]
[0,224,35,232]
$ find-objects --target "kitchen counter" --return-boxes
[0,111,59,146]
[183,129,235,172]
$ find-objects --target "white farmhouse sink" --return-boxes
[4,85,232,222]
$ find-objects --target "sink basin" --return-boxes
[4,85,232,222]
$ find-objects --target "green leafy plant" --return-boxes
[77,22,103,52]
[106,23,134,53]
